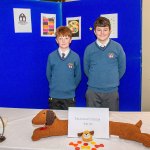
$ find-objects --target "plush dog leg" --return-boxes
[32,127,49,141]
[137,133,150,147]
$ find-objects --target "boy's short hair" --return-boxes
[94,17,111,30]
[55,26,72,38]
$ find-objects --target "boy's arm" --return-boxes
[74,56,81,87]
[83,48,90,77]
[118,46,126,79]
[46,55,52,83]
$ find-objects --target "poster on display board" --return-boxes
[13,8,32,33]
[66,16,81,40]
[41,13,56,37]
[101,13,118,38]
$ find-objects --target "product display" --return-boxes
[32,110,150,147]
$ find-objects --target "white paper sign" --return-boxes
[101,13,118,38]
[13,8,32,33]
[68,107,109,139]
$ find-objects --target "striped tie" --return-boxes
[62,53,65,59]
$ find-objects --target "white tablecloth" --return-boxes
[0,107,150,150]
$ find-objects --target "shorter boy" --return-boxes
[46,26,81,110]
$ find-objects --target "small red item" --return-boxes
[39,127,47,130]
[83,143,88,146]
[75,147,80,150]
[77,141,82,144]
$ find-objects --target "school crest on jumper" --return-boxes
[68,63,74,69]
[108,52,114,59]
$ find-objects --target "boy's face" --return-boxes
[56,36,72,51]
[94,26,111,44]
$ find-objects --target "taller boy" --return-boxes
[46,26,81,110]
[84,17,126,111]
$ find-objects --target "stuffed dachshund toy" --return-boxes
[32,110,150,147]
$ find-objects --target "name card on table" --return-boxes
[68,107,109,139]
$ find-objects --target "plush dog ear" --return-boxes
[90,131,94,135]
[46,110,56,125]
[77,132,83,137]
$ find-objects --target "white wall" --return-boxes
[142,0,150,111]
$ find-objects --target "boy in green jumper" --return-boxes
[84,17,126,111]
[46,26,81,110]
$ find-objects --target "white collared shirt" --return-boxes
[96,38,110,47]
[58,48,70,58]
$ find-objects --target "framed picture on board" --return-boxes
[41,13,56,37]
[66,16,81,40]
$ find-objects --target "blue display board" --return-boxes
[0,0,62,108]
[0,0,142,111]
[62,0,142,111]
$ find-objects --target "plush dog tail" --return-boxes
[135,120,142,128]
